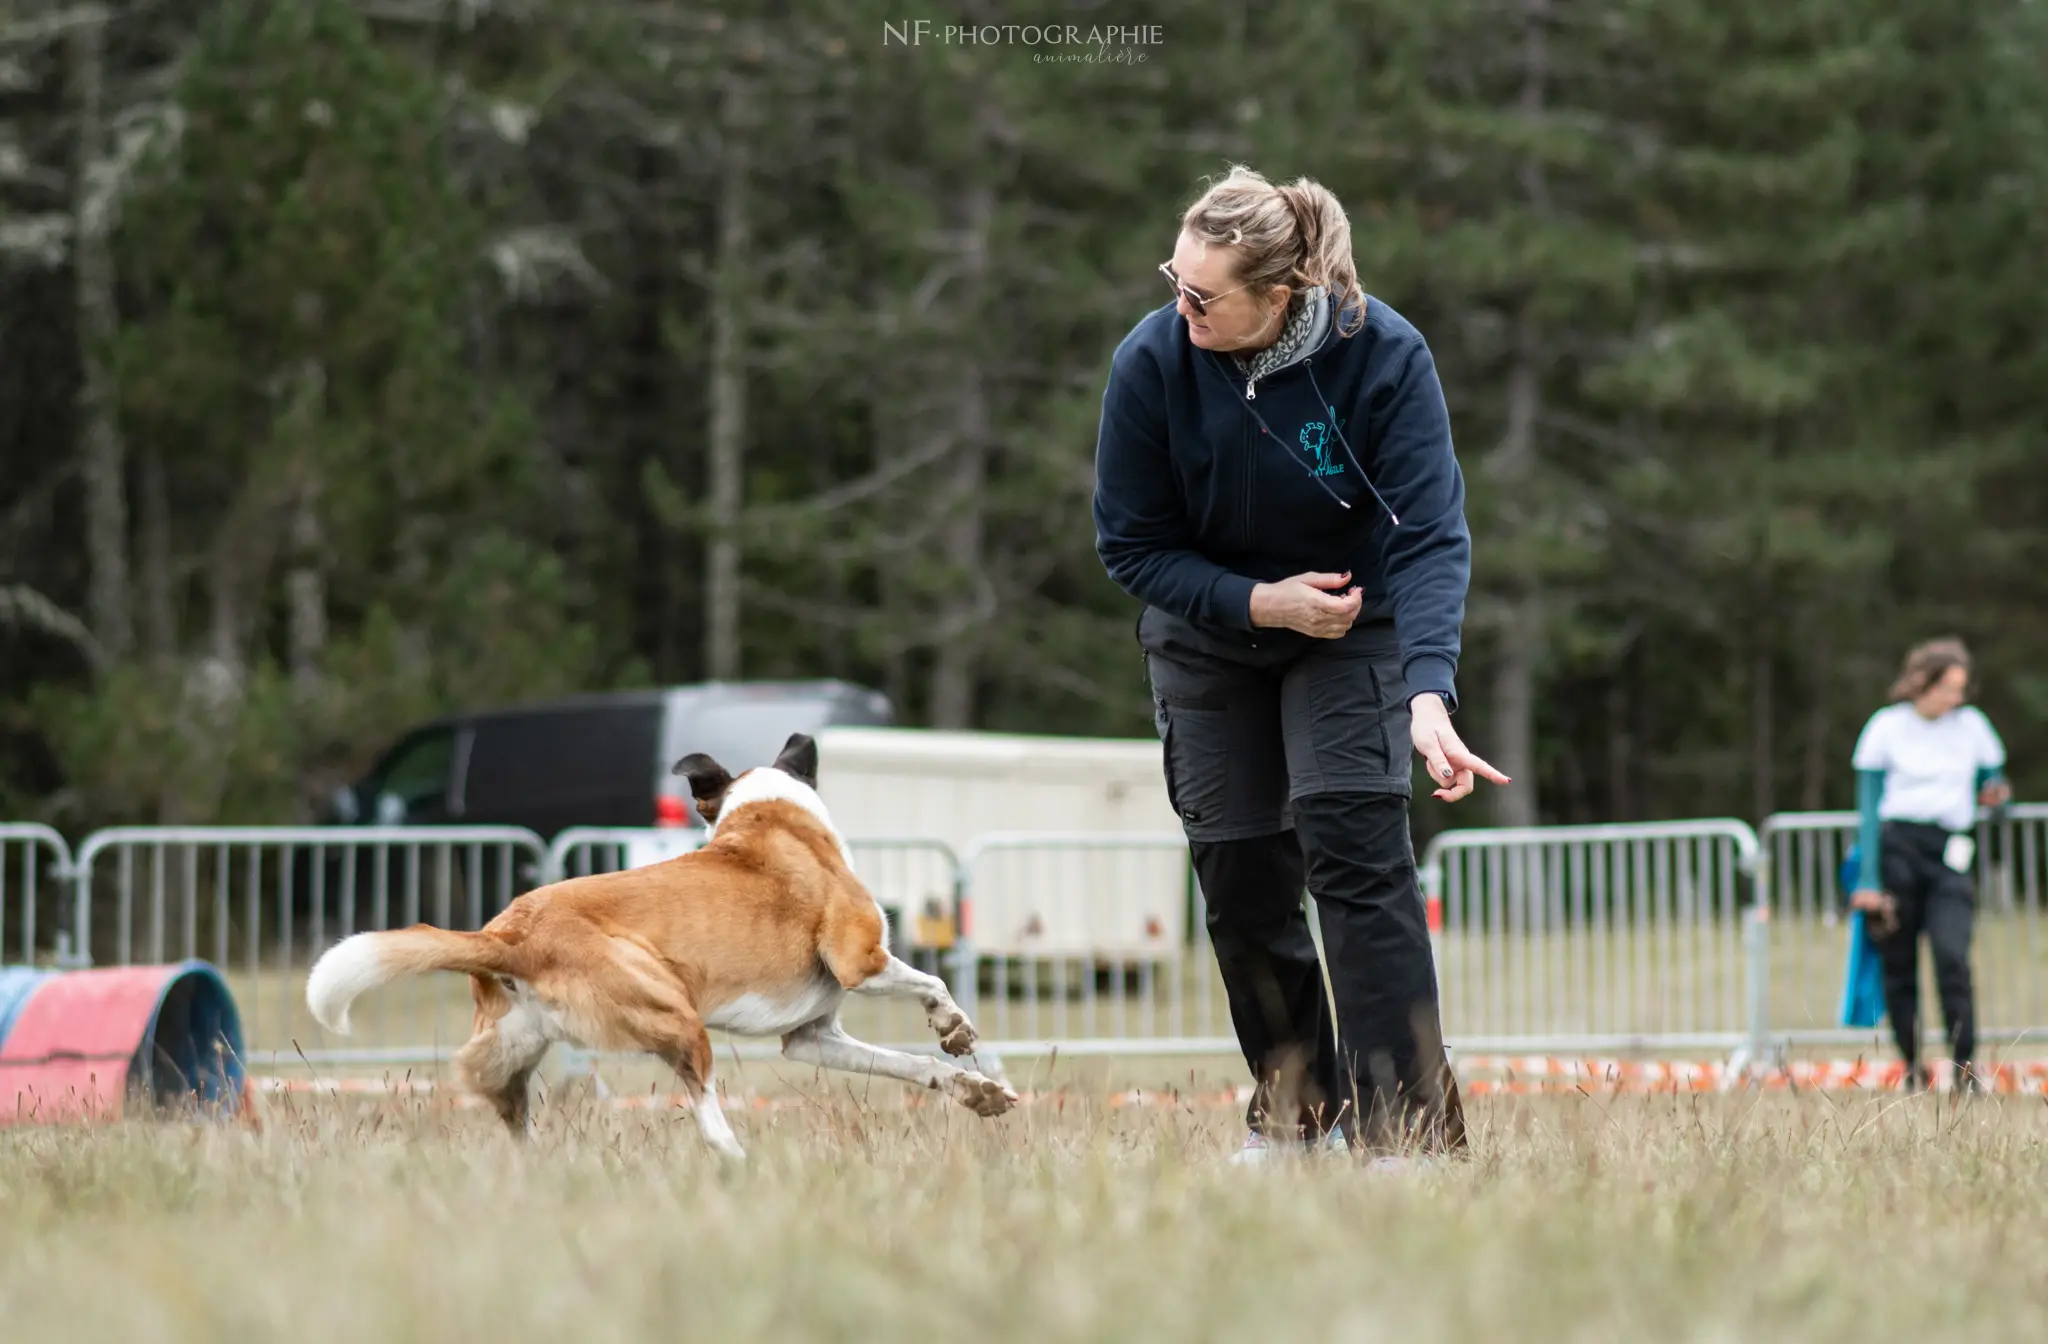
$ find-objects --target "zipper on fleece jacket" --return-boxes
[1213,350,1406,527]
[1239,409,1257,548]
[1244,353,1300,401]
[1200,346,1405,534]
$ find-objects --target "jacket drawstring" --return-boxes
[1210,349,1401,527]
[1305,364,1400,526]
[1238,393,1351,510]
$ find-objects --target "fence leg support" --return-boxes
[1724,902,1777,1088]
[947,877,1005,1084]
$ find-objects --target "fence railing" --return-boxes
[6,806,2043,1078]
[1420,818,1765,1058]
[1758,803,2048,1051]
[0,824,72,967]
[71,826,549,1067]
[544,826,704,883]
[957,832,1226,1055]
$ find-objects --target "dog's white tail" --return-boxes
[307,927,520,1035]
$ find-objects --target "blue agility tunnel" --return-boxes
[0,960,245,1124]
[0,966,54,1053]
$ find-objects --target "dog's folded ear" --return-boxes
[671,753,734,815]
[772,732,819,789]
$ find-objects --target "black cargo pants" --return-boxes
[1873,820,1978,1081]
[1139,606,1465,1155]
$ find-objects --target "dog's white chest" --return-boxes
[704,978,843,1037]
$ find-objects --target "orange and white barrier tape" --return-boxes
[246,1055,2048,1112]
[1452,1055,2048,1096]
[247,1074,1260,1114]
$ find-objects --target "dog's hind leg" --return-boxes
[454,1018,549,1138]
[629,1003,747,1163]
[781,1018,1016,1117]
[454,974,551,1138]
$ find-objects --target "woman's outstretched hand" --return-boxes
[1410,694,1511,803]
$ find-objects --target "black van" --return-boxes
[324,679,894,839]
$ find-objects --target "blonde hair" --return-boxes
[1889,636,1973,703]
[1179,165,1367,336]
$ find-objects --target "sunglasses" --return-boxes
[1159,261,1252,316]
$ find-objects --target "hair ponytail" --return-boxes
[1180,166,1369,336]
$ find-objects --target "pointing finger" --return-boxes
[1450,747,1512,786]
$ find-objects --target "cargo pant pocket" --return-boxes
[1287,652,1411,798]
[1155,691,1235,835]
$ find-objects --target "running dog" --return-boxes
[305,732,1016,1159]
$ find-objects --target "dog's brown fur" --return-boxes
[306,735,1009,1152]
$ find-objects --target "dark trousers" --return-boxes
[1873,820,1977,1074]
[1194,799,1461,1151]
[1140,606,1464,1154]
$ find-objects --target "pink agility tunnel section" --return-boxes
[0,960,246,1125]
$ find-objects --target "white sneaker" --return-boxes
[1228,1131,1279,1165]
[1229,1129,1348,1164]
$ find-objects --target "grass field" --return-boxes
[3,1079,2045,1341]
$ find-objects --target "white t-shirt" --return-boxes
[1851,702,2006,833]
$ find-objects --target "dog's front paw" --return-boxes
[945,1071,1018,1118]
[936,1014,978,1056]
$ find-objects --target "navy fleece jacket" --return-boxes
[1091,293,1472,706]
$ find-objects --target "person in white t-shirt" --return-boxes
[1848,637,2012,1092]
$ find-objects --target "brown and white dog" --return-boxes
[305,732,1017,1159]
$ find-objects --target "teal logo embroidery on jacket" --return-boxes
[1299,419,1346,477]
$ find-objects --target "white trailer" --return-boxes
[810,725,1191,964]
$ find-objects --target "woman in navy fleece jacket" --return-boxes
[1092,165,1508,1163]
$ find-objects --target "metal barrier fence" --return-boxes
[0,824,72,966]
[1758,803,2048,1051]
[958,832,1226,1055]
[17,807,2046,1078]
[1420,819,1765,1058]
[545,826,704,881]
[45,822,1200,1074]
[72,826,549,1068]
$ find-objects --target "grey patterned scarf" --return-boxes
[1234,286,1329,392]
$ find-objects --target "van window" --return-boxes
[372,728,457,819]
[461,704,661,815]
